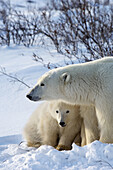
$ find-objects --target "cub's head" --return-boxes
[50,101,74,127]
[26,67,72,102]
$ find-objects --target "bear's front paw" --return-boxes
[56,144,72,151]
[27,142,41,148]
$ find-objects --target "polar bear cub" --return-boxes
[23,101,82,150]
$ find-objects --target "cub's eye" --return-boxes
[66,110,69,113]
[40,83,45,86]
[56,110,59,114]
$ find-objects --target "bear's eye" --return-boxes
[56,110,59,114]
[40,83,45,86]
[66,110,69,113]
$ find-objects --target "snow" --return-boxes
[1,138,113,169]
[1,43,113,170]
[0,1,113,169]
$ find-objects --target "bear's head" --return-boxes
[26,67,73,102]
[49,101,76,127]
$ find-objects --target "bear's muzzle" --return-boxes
[26,94,41,101]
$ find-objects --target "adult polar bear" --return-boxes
[27,57,113,143]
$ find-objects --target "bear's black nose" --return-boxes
[59,122,66,127]
[26,94,32,100]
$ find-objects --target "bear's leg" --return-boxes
[85,124,99,144]
[81,121,86,146]
[80,106,99,145]
[56,132,75,151]
[56,122,81,151]
[74,131,81,146]
[96,102,113,143]
[84,118,99,145]
[56,131,73,150]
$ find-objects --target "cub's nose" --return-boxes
[59,122,66,127]
[26,94,32,100]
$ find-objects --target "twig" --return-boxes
[95,159,113,169]
[0,66,30,88]
[32,52,62,69]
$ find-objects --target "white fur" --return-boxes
[27,57,113,143]
[80,106,99,146]
[23,101,82,150]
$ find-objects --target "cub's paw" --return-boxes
[27,142,41,148]
[56,144,72,151]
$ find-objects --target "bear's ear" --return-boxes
[60,73,71,83]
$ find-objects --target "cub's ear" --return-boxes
[60,73,71,83]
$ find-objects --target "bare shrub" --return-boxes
[0,0,112,63]
[43,0,113,62]
[0,0,11,45]
[0,0,44,46]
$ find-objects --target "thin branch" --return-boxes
[32,52,62,69]
[0,66,30,88]
[95,159,113,169]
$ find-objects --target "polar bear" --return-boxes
[23,101,82,150]
[26,57,113,143]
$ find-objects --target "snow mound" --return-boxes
[0,136,113,170]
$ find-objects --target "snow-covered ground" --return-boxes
[1,138,113,170]
[0,0,113,169]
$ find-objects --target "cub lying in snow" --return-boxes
[23,101,82,151]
